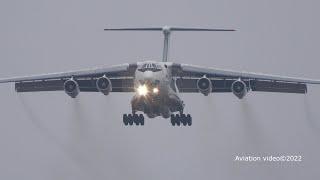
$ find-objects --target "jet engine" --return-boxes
[197,76,212,96]
[96,76,112,95]
[64,79,79,98]
[231,80,247,99]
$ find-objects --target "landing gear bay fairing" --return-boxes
[1,26,320,126]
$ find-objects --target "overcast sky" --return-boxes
[1,0,320,179]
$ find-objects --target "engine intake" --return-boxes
[64,79,79,98]
[197,76,212,96]
[96,76,112,95]
[231,80,247,99]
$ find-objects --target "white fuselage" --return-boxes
[131,61,183,118]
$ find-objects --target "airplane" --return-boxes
[1,26,320,127]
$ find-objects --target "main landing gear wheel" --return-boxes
[123,114,144,126]
[170,114,192,126]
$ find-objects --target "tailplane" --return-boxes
[104,26,235,62]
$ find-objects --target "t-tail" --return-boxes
[104,26,235,62]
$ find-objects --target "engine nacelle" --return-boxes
[64,79,79,98]
[197,76,212,96]
[96,76,112,95]
[231,80,247,99]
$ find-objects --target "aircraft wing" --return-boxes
[172,63,320,94]
[0,63,137,93]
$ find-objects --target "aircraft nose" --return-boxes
[140,71,160,86]
[144,71,154,81]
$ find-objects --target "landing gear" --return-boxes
[170,114,192,126]
[123,113,144,126]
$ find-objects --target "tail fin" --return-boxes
[104,26,235,62]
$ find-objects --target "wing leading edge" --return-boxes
[172,64,320,94]
[0,63,136,83]
[1,62,319,95]
[0,63,137,93]
[178,64,320,84]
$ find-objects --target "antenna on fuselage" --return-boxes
[104,26,235,62]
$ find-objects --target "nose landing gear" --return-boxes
[170,114,192,126]
[123,114,145,126]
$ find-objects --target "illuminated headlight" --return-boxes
[153,87,159,94]
[137,84,148,96]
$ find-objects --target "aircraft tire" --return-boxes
[175,114,181,126]
[123,114,129,126]
[187,114,192,126]
[181,114,187,126]
[170,114,176,126]
[133,114,140,125]
[139,114,145,126]
[128,114,134,125]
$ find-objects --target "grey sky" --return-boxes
[0,0,320,179]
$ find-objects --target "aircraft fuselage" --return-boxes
[131,61,184,118]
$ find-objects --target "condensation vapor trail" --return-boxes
[17,94,63,147]
[17,94,101,179]
[69,97,109,179]
[303,95,320,133]
[239,99,264,150]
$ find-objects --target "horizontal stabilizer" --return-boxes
[104,26,235,32]
[104,27,163,31]
[169,27,235,31]
[104,25,235,62]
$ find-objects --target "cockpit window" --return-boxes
[138,63,162,72]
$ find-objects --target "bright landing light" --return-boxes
[153,87,159,94]
[137,85,148,96]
